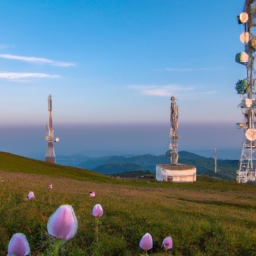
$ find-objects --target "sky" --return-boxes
[0,0,248,160]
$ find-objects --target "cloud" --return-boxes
[0,72,60,81]
[0,54,75,67]
[129,85,194,97]
[200,90,217,94]
[165,67,216,72]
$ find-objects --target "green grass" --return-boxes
[1,152,256,255]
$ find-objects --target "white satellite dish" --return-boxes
[240,32,250,44]
[245,129,256,141]
[55,138,60,142]
[239,12,249,24]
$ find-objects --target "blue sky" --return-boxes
[0,0,247,159]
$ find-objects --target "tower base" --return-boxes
[156,164,196,182]
[45,141,56,164]
[237,139,256,183]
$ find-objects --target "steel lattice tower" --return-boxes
[236,0,256,183]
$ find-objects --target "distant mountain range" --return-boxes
[76,151,238,180]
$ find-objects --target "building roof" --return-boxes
[157,164,196,171]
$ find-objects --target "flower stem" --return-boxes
[52,239,63,256]
[95,218,99,242]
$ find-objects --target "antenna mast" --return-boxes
[45,94,56,163]
[236,1,256,183]
[169,96,179,164]
[214,148,217,173]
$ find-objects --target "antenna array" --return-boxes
[236,0,256,183]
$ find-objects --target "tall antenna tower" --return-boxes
[45,95,59,163]
[214,148,217,173]
[236,0,256,183]
[169,96,179,164]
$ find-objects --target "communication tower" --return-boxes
[235,0,256,183]
[155,97,196,182]
[45,95,59,163]
[214,148,217,173]
[169,96,179,164]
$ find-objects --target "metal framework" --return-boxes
[236,0,256,183]
[169,96,179,164]
[45,94,56,163]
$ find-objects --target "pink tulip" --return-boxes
[48,184,53,190]
[139,233,153,251]
[8,233,30,256]
[162,236,173,250]
[47,205,78,240]
[89,191,95,197]
[92,204,103,218]
[26,191,35,200]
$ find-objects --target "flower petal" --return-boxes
[8,233,30,256]
[89,191,95,197]
[139,233,153,251]
[26,191,35,200]
[162,236,173,250]
[92,204,103,218]
[47,205,78,240]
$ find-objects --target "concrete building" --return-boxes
[156,164,196,182]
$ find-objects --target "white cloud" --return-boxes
[129,85,194,97]
[200,90,217,94]
[0,72,60,81]
[165,67,216,72]
[0,54,75,67]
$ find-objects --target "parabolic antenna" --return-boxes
[235,52,249,64]
[240,32,250,44]
[55,138,60,142]
[239,12,249,24]
[245,129,256,141]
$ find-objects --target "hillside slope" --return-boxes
[0,152,256,255]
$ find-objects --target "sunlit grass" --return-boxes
[1,152,256,255]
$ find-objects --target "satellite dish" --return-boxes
[235,52,249,64]
[45,136,49,141]
[240,32,250,44]
[55,138,60,142]
[239,12,249,23]
[245,129,256,141]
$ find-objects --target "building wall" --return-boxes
[156,165,196,182]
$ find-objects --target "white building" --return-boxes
[156,164,196,182]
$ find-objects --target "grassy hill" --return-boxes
[0,151,256,255]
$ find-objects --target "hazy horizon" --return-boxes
[0,122,243,161]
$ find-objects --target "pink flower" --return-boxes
[89,191,95,197]
[162,236,173,250]
[47,205,78,240]
[139,233,153,251]
[48,184,53,190]
[8,233,30,256]
[26,191,35,200]
[92,204,103,218]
